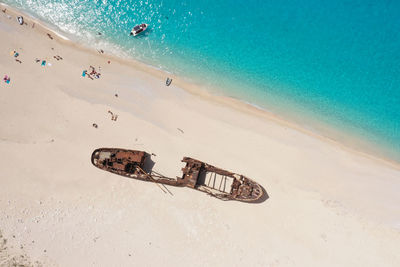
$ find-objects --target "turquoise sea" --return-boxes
[2,0,400,162]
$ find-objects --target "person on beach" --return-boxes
[3,75,10,84]
[82,69,93,79]
[108,110,118,121]
[10,50,18,57]
[13,51,19,57]
[89,66,96,75]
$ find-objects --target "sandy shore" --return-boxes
[1,4,400,266]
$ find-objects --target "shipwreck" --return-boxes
[91,148,264,202]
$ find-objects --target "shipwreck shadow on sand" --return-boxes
[250,185,269,204]
[112,153,269,204]
[142,156,156,173]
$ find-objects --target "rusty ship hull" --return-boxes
[91,148,264,202]
[180,157,263,202]
[91,148,147,178]
[91,148,177,185]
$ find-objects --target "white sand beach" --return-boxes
[0,5,399,266]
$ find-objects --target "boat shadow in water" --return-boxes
[132,28,153,39]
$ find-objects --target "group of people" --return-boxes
[11,50,22,63]
[108,110,118,121]
[92,109,119,129]
[35,58,48,66]
[4,50,21,84]
[53,55,63,61]
[82,65,101,80]
[4,10,119,130]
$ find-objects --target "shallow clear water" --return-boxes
[3,0,400,161]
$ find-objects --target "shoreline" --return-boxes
[2,3,398,170]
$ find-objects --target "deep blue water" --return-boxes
[3,0,400,161]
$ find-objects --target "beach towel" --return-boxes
[41,60,46,66]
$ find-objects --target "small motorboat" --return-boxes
[91,148,265,202]
[130,23,148,36]
[17,16,24,25]
[165,77,172,86]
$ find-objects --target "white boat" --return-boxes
[17,16,24,25]
[165,77,172,86]
[130,24,148,36]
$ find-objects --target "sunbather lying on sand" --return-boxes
[108,110,118,121]
[89,65,96,75]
